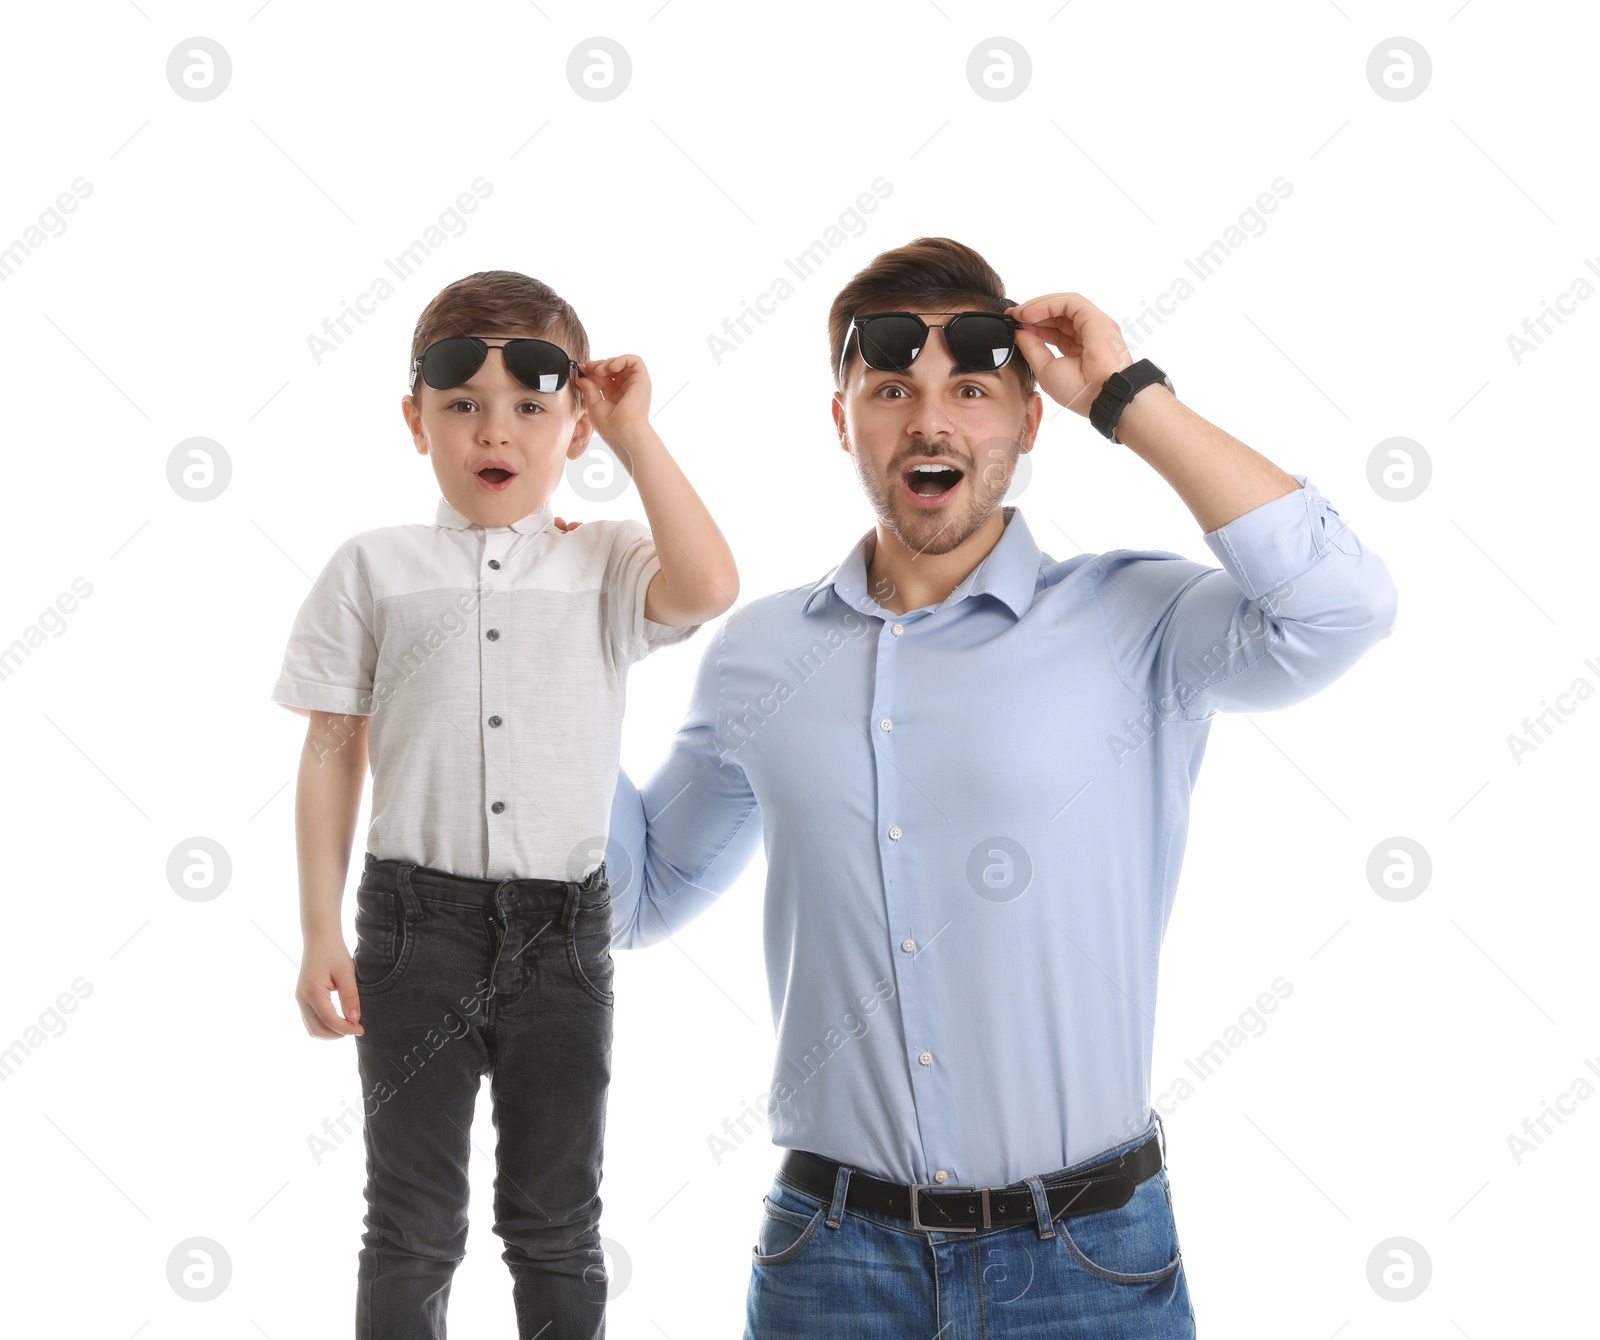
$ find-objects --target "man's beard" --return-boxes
[847,429,1023,558]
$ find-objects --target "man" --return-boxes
[604,236,1398,1337]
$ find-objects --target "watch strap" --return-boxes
[1090,358,1172,442]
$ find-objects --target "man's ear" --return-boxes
[1018,388,1044,455]
[831,392,849,453]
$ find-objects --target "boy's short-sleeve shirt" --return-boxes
[270,495,701,881]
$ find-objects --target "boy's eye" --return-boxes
[445,399,545,414]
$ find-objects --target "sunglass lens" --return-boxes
[503,339,572,393]
[946,315,1015,371]
[857,315,927,371]
[420,336,489,389]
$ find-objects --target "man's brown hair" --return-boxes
[828,237,1035,398]
[408,270,591,405]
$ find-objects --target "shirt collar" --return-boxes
[434,495,555,535]
[801,505,1040,620]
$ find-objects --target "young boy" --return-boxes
[272,269,737,1339]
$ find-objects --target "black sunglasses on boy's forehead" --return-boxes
[837,305,1021,384]
[409,335,579,394]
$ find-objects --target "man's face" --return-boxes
[833,309,1040,557]
[400,333,591,527]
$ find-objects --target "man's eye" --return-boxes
[877,384,907,399]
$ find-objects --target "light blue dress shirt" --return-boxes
[607,476,1398,1188]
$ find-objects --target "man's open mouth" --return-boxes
[901,461,964,504]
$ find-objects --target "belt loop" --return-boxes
[1023,1173,1055,1239]
[562,882,582,933]
[396,862,424,921]
[1154,1110,1167,1166]
[825,1163,851,1229]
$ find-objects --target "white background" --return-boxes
[0,1,1594,1336]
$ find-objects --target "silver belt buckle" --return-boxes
[908,1182,981,1233]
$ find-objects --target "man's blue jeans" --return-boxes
[744,1116,1196,1338]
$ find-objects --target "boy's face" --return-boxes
[400,332,592,529]
[831,309,1041,557]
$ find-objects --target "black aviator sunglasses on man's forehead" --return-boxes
[838,306,1020,383]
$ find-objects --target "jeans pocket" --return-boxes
[752,1194,826,1267]
[566,899,615,1006]
[1055,1172,1182,1284]
[353,885,414,996]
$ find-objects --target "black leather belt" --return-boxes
[777,1128,1163,1233]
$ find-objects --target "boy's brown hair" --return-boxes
[408,270,591,406]
[828,236,1036,398]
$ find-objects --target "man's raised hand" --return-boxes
[1006,292,1134,419]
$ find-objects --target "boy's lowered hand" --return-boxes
[296,934,365,1039]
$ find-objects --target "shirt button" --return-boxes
[490,801,505,814]
[933,1169,949,1183]
[488,715,502,728]
[901,938,916,953]
[888,826,902,840]
[879,718,892,732]
[918,1050,933,1066]
[488,559,500,569]
[486,628,500,641]
[891,623,904,636]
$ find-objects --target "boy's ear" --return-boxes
[401,394,427,452]
[565,399,595,459]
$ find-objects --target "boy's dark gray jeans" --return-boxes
[351,851,614,1339]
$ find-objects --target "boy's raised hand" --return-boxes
[296,936,365,1039]
[574,354,651,447]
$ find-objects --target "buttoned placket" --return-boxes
[869,599,965,1190]
[479,528,513,872]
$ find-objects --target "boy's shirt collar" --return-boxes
[434,495,555,534]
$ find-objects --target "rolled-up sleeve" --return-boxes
[602,518,704,662]
[608,617,763,949]
[1091,475,1399,721]
[270,539,377,717]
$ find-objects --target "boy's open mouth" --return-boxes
[900,461,965,506]
[476,463,517,492]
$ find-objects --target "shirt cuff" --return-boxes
[633,554,703,654]
[271,677,372,716]
[1200,473,1335,601]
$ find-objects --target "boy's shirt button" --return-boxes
[491,801,506,814]
[486,628,500,640]
[488,715,503,728]
[488,559,501,569]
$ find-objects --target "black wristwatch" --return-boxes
[1089,359,1175,444]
